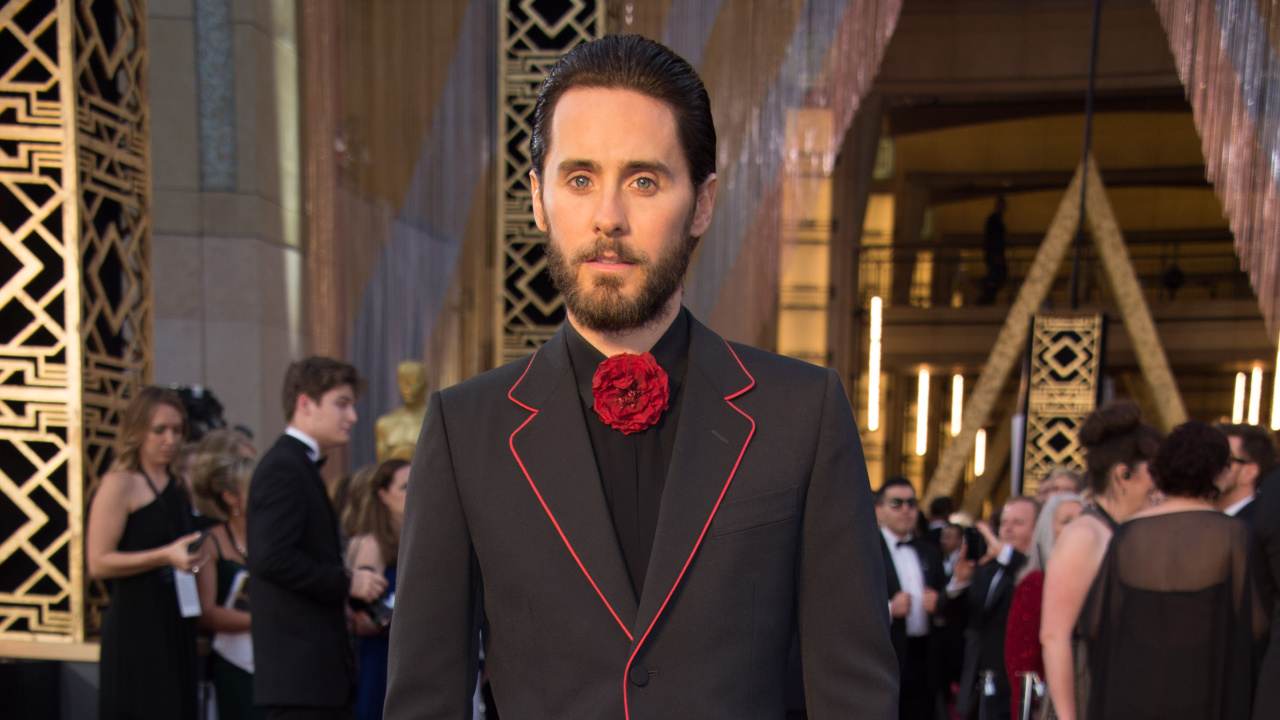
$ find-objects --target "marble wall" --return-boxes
[149,0,304,448]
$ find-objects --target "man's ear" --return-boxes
[690,173,717,237]
[294,392,314,421]
[530,169,548,232]
[1243,462,1261,489]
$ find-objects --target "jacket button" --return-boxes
[628,664,650,687]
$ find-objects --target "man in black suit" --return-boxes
[947,497,1038,720]
[1215,423,1276,525]
[248,358,388,719]
[384,36,896,720]
[1253,465,1280,717]
[876,477,945,720]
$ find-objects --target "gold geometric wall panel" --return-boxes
[1021,314,1104,496]
[0,0,151,653]
[495,0,602,365]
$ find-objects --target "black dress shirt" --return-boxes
[565,309,690,599]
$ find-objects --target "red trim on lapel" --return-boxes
[623,341,756,719]
[508,351,635,642]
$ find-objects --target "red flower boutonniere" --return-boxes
[592,352,670,434]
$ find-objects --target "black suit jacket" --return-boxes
[247,435,354,707]
[952,550,1027,717]
[385,315,897,720]
[1254,479,1280,718]
[879,533,946,672]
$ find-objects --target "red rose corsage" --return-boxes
[591,352,670,434]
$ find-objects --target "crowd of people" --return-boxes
[87,358,419,720]
[876,399,1278,720]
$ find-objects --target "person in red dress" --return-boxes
[1005,492,1084,718]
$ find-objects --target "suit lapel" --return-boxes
[631,318,756,648]
[508,329,638,639]
[880,535,902,596]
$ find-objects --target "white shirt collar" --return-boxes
[1223,494,1255,517]
[285,426,321,462]
[996,542,1016,566]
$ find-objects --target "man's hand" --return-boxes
[922,587,939,614]
[890,591,912,618]
[350,567,388,603]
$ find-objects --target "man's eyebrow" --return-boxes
[556,159,599,175]
[623,160,674,178]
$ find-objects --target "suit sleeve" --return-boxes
[799,369,898,718]
[246,458,348,604]
[385,391,483,720]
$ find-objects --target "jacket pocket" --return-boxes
[712,485,799,537]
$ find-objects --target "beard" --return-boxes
[544,223,698,334]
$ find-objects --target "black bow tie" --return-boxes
[896,539,913,548]
[315,455,328,470]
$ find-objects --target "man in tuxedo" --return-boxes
[248,358,388,719]
[1215,423,1276,525]
[384,35,896,720]
[947,497,1038,720]
[1253,466,1280,716]
[876,478,945,720]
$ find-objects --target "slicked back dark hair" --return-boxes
[530,35,716,188]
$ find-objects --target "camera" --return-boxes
[963,526,987,562]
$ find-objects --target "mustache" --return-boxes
[570,236,648,265]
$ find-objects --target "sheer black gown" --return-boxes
[1083,510,1267,720]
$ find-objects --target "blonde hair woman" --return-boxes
[86,386,209,720]
[191,429,262,720]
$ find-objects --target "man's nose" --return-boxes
[592,186,628,237]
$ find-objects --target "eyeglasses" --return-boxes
[886,497,919,510]
[1230,456,1254,465]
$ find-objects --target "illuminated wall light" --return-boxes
[1272,341,1280,430]
[951,374,963,437]
[974,428,987,476]
[868,296,882,431]
[916,369,930,456]
[1249,366,1264,425]
[1233,372,1247,424]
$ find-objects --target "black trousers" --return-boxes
[901,635,933,720]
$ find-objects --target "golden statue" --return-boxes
[375,360,428,462]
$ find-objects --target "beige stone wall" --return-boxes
[150,0,303,448]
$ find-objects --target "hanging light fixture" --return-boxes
[1233,372,1247,424]
[1249,366,1263,426]
[868,296,882,431]
[916,369,930,456]
[974,428,987,476]
[951,374,963,437]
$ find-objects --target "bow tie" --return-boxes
[315,455,328,470]
[896,539,913,548]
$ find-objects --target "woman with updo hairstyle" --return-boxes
[1082,421,1264,719]
[1041,399,1161,720]
[344,458,410,720]
[87,386,210,720]
[190,429,263,720]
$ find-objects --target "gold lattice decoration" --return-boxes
[495,0,602,365]
[1021,314,1104,496]
[0,0,151,653]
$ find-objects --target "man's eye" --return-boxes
[571,176,589,188]
[635,177,654,190]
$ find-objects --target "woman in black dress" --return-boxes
[1084,421,1267,720]
[87,386,210,720]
